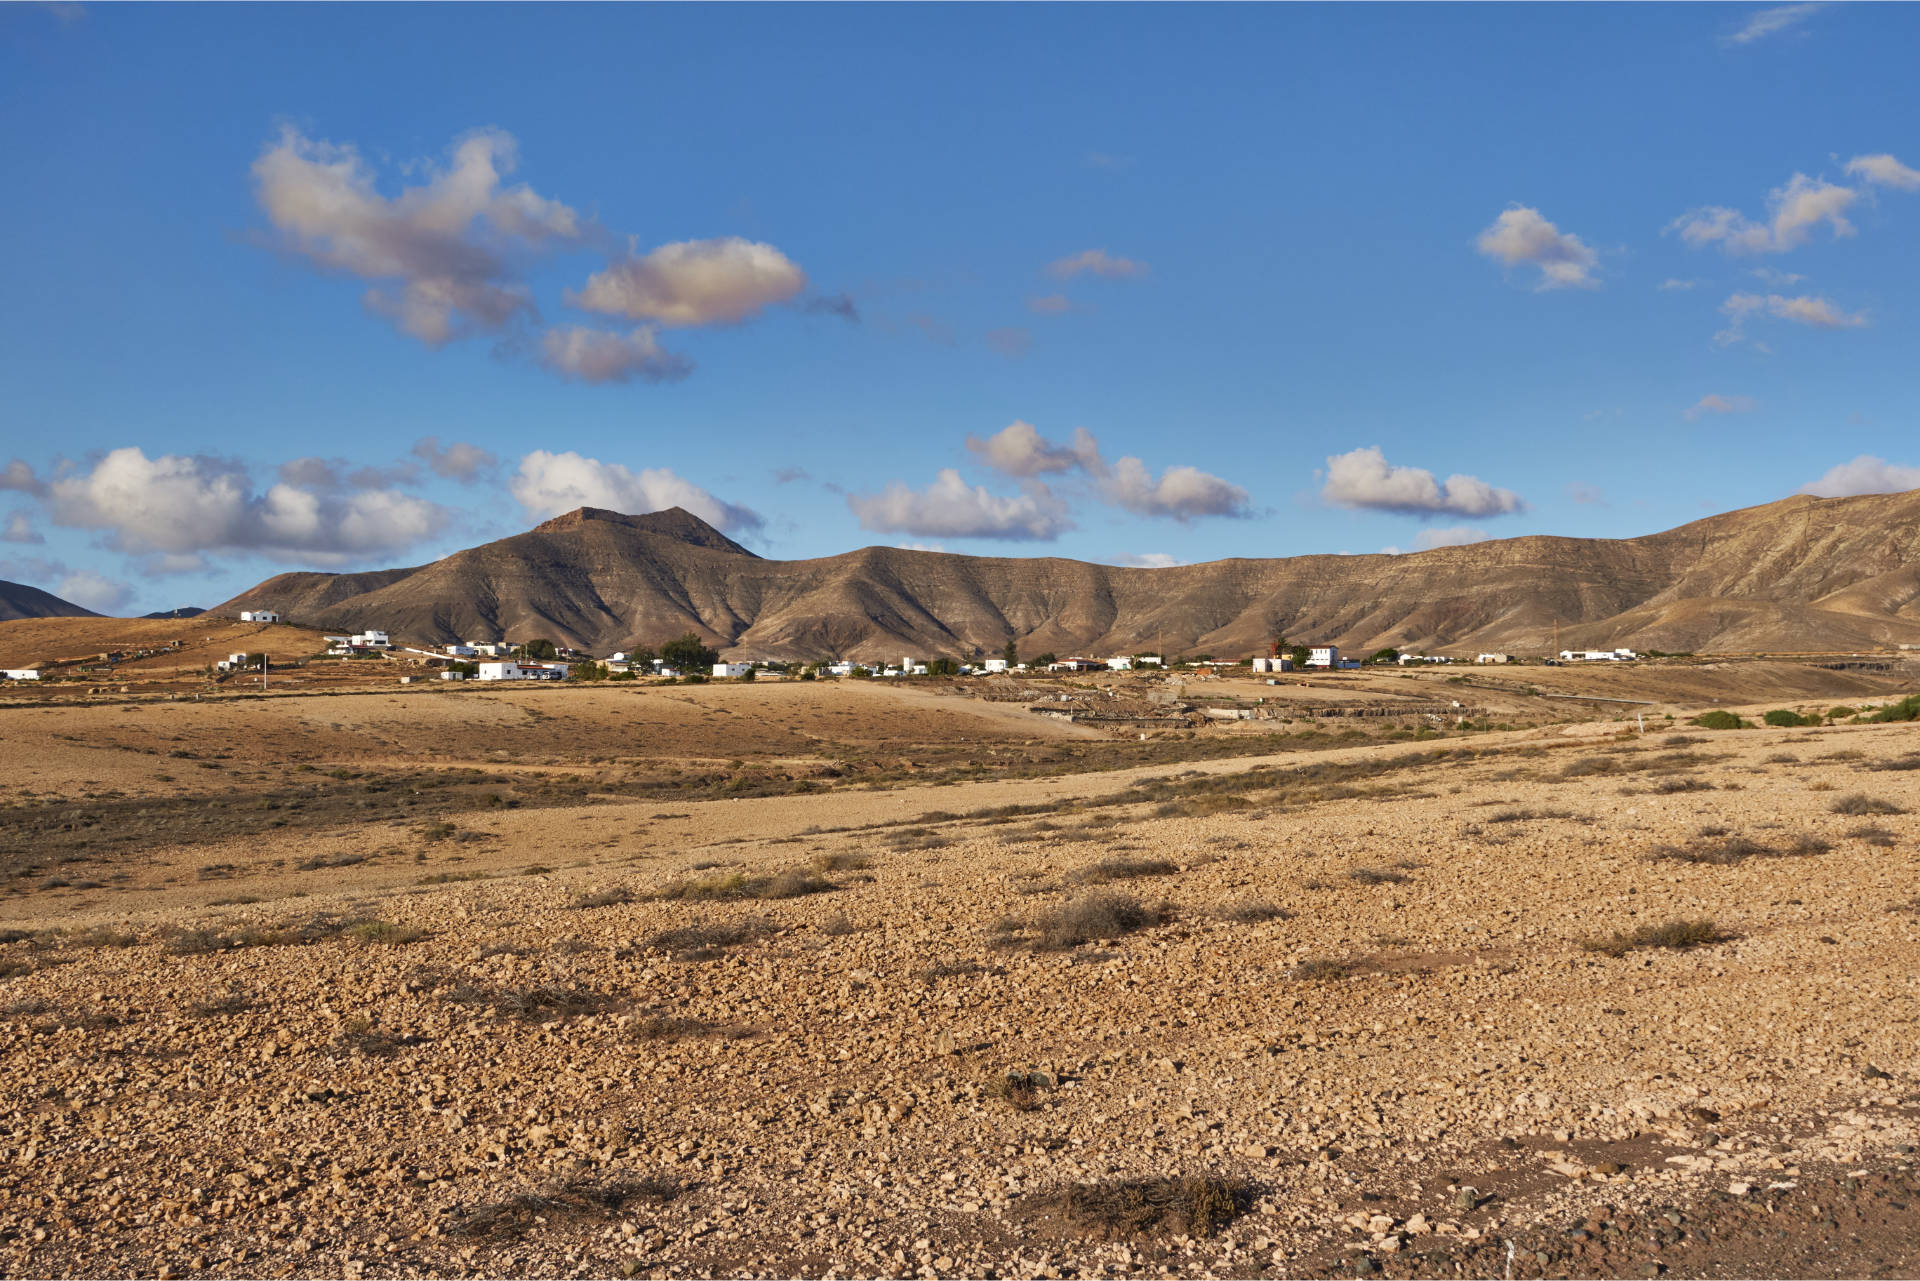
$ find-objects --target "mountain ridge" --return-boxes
[210,491,1920,659]
[0,579,99,623]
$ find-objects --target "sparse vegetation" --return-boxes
[633,919,768,959]
[651,866,834,901]
[1073,856,1177,884]
[1829,793,1906,816]
[1865,694,1920,723]
[1583,918,1725,957]
[448,1171,680,1239]
[1848,824,1897,847]
[1347,865,1409,885]
[1291,957,1354,980]
[1002,892,1163,951]
[1216,900,1288,923]
[1689,710,1748,730]
[1763,709,1819,727]
[572,885,635,909]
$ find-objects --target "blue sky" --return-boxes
[2,2,1917,614]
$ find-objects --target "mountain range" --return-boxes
[205,490,1920,659]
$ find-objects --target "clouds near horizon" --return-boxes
[1799,455,1920,497]
[509,450,762,533]
[847,469,1071,541]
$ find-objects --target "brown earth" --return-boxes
[205,489,1920,660]
[1,675,1918,1278]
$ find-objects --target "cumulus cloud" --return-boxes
[1684,393,1758,420]
[965,421,1248,521]
[1475,206,1600,289]
[1046,249,1147,280]
[1,460,46,496]
[540,326,692,384]
[55,570,130,615]
[1097,457,1251,520]
[3,511,44,545]
[1108,552,1182,569]
[967,422,1100,477]
[1322,446,1526,518]
[46,447,448,567]
[1845,152,1920,191]
[411,437,498,484]
[1799,455,1920,497]
[509,450,761,533]
[1027,293,1074,315]
[1724,3,1822,45]
[1670,172,1857,255]
[986,327,1032,360]
[1715,291,1867,345]
[569,237,806,327]
[252,126,586,347]
[848,470,1070,541]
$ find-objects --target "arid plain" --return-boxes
[3,652,1919,1279]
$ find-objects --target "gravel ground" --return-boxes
[2,715,1917,1278]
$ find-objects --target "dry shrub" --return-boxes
[1487,807,1576,823]
[1028,1176,1250,1240]
[811,851,871,872]
[446,983,617,1021]
[572,886,635,909]
[1849,824,1897,847]
[1029,893,1162,951]
[652,867,833,901]
[1073,857,1177,884]
[633,918,768,960]
[1216,900,1288,923]
[985,1071,1048,1111]
[1348,866,1409,885]
[448,1171,680,1239]
[1647,776,1714,794]
[1582,918,1725,957]
[1869,754,1920,772]
[1830,794,1907,816]
[1291,957,1354,981]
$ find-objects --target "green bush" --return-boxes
[1867,694,1920,724]
[1763,709,1817,727]
[1690,710,1748,730]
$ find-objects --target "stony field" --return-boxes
[1,679,1917,1279]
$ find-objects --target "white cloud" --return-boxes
[847,470,1071,541]
[3,511,43,545]
[1670,172,1857,255]
[1724,3,1822,45]
[252,126,584,346]
[1027,293,1074,315]
[1474,206,1600,289]
[568,237,806,327]
[1684,393,1758,420]
[47,447,448,566]
[966,421,1100,477]
[1658,278,1701,291]
[509,449,761,532]
[55,570,130,615]
[1097,457,1251,520]
[1108,552,1182,569]
[965,421,1249,520]
[1845,152,1920,191]
[1046,249,1147,280]
[1799,455,1920,497]
[1321,446,1526,518]
[1750,267,1805,287]
[1,460,45,495]
[540,326,692,384]
[1715,291,1867,344]
[411,437,498,483]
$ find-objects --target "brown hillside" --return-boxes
[209,491,1920,659]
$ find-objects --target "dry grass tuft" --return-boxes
[571,886,635,910]
[1848,824,1897,847]
[1347,866,1410,885]
[1073,857,1177,884]
[448,1170,680,1239]
[652,867,834,901]
[1216,900,1289,923]
[1291,957,1354,981]
[1003,893,1164,951]
[632,918,768,960]
[1829,793,1907,816]
[1582,918,1726,957]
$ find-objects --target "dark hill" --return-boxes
[0,579,99,623]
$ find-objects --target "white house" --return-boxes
[1106,657,1133,671]
[476,661,524,681]
[2,668,41,681]
[1476,653,1511,664]
[216,651,256,672]
[350,630,391,649]
[983,658,1010,673]
[713,662,752,678]
[1252,656,1293,673]
[239,609,280,624]
[827,661,854,677]
[443,643,477,658]
[1561,648,1639,663]
[1307,646,1340,669]
[470,641,508,657]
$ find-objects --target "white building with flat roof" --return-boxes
[1307,646,1340,669]
[239,609,280,623]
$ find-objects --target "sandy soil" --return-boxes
[2,678,1918,1279]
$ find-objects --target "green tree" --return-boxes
[1032,651,1056,668]
[1002,638,1019,667]
[1289,644,1312,669]
[927,657,959,676]
[626,643,658,667]
[522,638,559,661]
[1369,647,1400,664]
[660,632,719,672]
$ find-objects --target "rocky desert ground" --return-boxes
[3,660,1918,1279]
